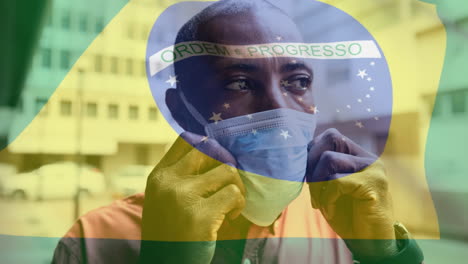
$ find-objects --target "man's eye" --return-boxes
[285,75,312,92]
[224,80,252,91]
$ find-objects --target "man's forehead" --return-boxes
[196,8,303,46]
[212,57,312,74]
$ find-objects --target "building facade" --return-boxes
[2,0,177,178]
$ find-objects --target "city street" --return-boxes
[0,195,467,263]
[0,194,115,238]
[0,194,115,263]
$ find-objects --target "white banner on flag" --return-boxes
[149,40,382,76]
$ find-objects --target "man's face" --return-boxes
[181,9,315,121]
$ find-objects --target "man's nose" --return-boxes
[256,80,288,112]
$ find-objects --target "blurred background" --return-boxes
[0,0,467,263]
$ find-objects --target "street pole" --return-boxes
[74,68,84,220]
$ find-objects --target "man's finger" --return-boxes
[174,137,237,175]
[307,128,376,172]
[186,163,246,197]
[308,151,373,205]
[205,184,246,220]
[315,163,387,216]
[307,150,373,183]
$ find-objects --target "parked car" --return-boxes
[1,161,106,200]
[112,165,153,197]
[0,163,17,197]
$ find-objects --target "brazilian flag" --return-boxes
[0,0,467,263]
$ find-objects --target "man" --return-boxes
[53,1,423,263]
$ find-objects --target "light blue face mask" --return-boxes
[179,92,317,226]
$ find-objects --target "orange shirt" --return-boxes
[53,187,353,263]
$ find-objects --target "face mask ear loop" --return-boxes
[177,89,212,135]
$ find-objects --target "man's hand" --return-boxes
[306,128,398,260]
[139,132,245,263]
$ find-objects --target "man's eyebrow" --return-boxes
[222,63,260,72]
[280,62,312,74]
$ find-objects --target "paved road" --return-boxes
[0,195,114,238]
[0,195,116,264]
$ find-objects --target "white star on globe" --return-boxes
[209,112,223,124]
[355,121,364,129]
[370,61,375,66]
[357,69,368,79]
[370,87,375,91]
[247,114,253,120]
[166,75,179,87]
[252,129,258,135]
[367,77,372,82]
[280,129,291,139]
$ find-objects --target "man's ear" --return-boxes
[165,88,204,135]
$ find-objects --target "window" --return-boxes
[327,67,350,84]
[61,11,71,30]
[46,14,53,27]
[451,91,466,114]
[86,103,98,117]
[136,145,149,165]
[432,100,442,117]
[129,106,139,120]
[141,26,149,40]
[41,48,52,68]
[60,50,71,70]
[60,100,72,116]
[148,107,158,120]
[327,61,350,85]
[110,57,118,74]
[95,55,103,73]
[36,98,49,116]
[425,95,442,118]
[108,104,118,119]
[95,18,104,33]
[79,14,88,32]
[126,58,133,75]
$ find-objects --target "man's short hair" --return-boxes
[175,0,283,44]
[173,0,287,92]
